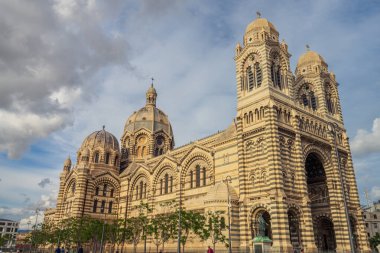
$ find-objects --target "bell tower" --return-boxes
[294,47,343,122]
[235,13,293,123]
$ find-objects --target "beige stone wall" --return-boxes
[48,16,370,253]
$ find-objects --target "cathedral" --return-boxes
[45,15,370,252]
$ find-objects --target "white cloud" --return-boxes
[371,186,380,202]
[351,118,380,156]
[0,0,129,159]
[0,109,69,158]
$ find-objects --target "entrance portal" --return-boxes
[315,217,336,251]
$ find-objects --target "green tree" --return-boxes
[125,202,151,253]
[0,233,13,247]
[370,233,380,251]
[147,213,177,253]
[201,211,228,252]
[178,209,206,253]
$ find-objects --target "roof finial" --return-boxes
[102,125,105,130]
[256,11,261,18]
[306,44,310,51]
[151,77,154,87]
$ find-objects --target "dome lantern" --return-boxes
[63,155,71,171]
[146,82,157,107]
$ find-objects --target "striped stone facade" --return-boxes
[46,16,370,253]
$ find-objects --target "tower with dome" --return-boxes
[46,15,370,253]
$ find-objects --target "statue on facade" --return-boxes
[257,214,267,236]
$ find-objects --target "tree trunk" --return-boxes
[213,242,216,253]
[133,243,137,253]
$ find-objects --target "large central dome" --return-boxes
[123,85,173,136]
[120,84,174,167]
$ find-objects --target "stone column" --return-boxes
[265,104,292,252]
[327,130,352,253]
[291,113,317,253]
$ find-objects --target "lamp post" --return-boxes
[328,122,355,253]
[176,166,182,253]
[223,176,232,253]
[100,207,107,253]
[30,208,40,253]
[99,188,118,253]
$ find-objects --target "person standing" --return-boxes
[207,246,214,253]
[77,245,83,253]
[55,246,61,253]
[61,247,65,253]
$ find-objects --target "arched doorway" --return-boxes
[251,210,272,240]
[305,152,336,251]
[314,216,336,251]
[288,209,301,249]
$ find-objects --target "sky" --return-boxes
[0,0,380,229]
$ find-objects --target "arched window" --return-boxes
[94,152,99,163]
[144,183,147,198]
[170,176,173,193]
[255,63,262,87]
[95,187,99,196]
[136,185,139,200]
[270,52,282,89]
[299,84,317,110]
[110,189,114,198]
[310,92,317,110]
[196,165,201,187]
[72,182,76,193]
[108,201,113,214]
[247,66,254,91]
[190,171,194,188]
[165,173,169,194]
[140,181,143,199]
[103,184,107,196]
[105,153,110,164]
[160,179,163,195]
[302,94,308,106]
[93,200,98,213]
[203,167,206,186]
[101,200,105,213]
[114,155,118,166]
[325,83,335,114]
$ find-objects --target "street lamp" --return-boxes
[30,208,40,253]
[176,166,183,253]
[223,176,232,253]
[99,189,118,253]
[327,122,355,253]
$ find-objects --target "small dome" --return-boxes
[147,84,157,95]
[205,182,238,203]
[245,18,277,34]
[64,156,71,167]
[79,127,120,153]
[297,50,327,68]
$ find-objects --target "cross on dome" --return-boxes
[256,11,261,18]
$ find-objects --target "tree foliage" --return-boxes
[370,233,380,251]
